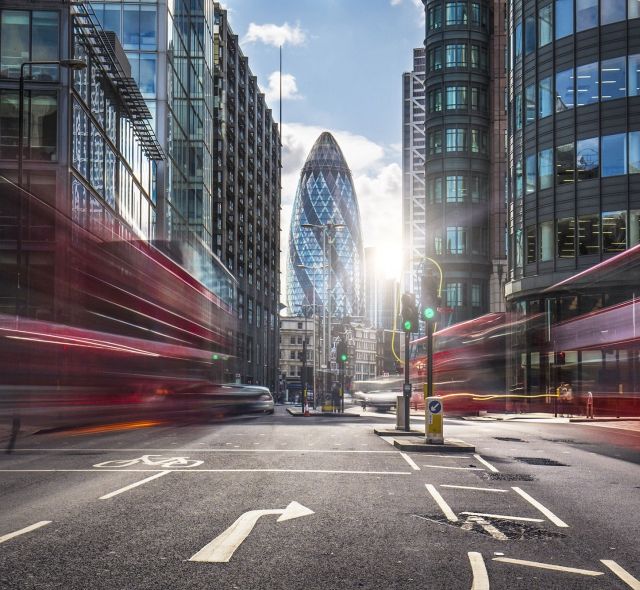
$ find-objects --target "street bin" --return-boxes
[396,396,407,430]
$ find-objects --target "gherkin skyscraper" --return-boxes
[287,132,364,318]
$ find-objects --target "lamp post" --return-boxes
[15,59,86,317]
[300,222,345,401]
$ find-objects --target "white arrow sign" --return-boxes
[189,501,314,563]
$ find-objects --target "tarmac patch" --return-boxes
[494,437,527,442]
[480,473,536,482]
[514,457,569,467]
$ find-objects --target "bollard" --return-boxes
[425,396,444,444]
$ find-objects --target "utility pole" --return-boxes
[400,293,419,431]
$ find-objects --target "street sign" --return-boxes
[426,395,444,444]
[428,399,442,414]
[402,383,412,396]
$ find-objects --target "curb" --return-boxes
[392,437,475,453]
[286,408,362,417]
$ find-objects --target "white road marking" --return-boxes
[462,516,508,541]
[0,521,51,545]
[601,560,640,589]
[473,454,499,473]
[460,512,544,523]
[399,452,420,470]
[99,471,171,499]
[440,484,509,493]
[511,487,569,527]
[493,557,603,576]
[425,484,458,522]
[423,464,484,471]
[0,468,412,475]
[468,552,490,590]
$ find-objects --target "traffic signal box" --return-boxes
[336,339,348,365]
[401,292,420,333]
[420,273,440,322]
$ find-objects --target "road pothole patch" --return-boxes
[494,437,527,442]
[479,472,536,481]
[514,457,569,466]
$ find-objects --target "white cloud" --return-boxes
[391,0,425,24]
[243,22,306,47]
[279,123,403,301]
[264,71,303,104]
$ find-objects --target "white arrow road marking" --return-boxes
[461,516,508,541]
[189,501,314,563]
[468,552,490,590]
[511,487,569,527]
[473,454,499,473]
[425,484,458,522]
[99,471,171,499]
[601,560,640,589]
[493,557,603,576]
[0,521,51,544]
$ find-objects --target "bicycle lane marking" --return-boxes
[99,471,171,500]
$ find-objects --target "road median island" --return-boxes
[285,408,361,417]
[392,436,475,453]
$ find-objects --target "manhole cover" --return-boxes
[514,457,569,466]
[413,514,566,541]
[494,437,526,442]
[481,472,536,481]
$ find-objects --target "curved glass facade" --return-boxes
[287,132,364,318]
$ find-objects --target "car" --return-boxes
[352,389,400,413]
[223,384,275,414]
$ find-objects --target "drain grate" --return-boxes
[413,514,566,541]
[481,472,536,482]
[514,457,569,466]
[494,437,527,442]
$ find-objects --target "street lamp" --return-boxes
[15,59,86,317]
[300,222,345,401]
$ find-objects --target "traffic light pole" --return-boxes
[403,329,411,431]
[426,320,434,398]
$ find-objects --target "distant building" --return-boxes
[278,315,321,399]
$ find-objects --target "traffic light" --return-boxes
[336,339,348,364]
[555,351,566,365]
[420,272,440,322]
[401,292,419,332]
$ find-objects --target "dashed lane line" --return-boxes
[511,487,569,528]
[468,552,490,590]
[493,557,603,577]
[99,471,171,499]
[399,452,420,471]
[601,560,640,589]
[425,484,458,522]
[423,465,484,471]
[473,454,499,473]
[0,521,51,545]
[460,512,544,523]
[440,484,509,493]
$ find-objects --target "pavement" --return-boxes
[1,408,639,589]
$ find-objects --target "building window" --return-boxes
[525,153,536,194]
[72,100,88,177]
[557,218,576,258]
[576,62,598,106]
[429,129,443,154]
[470,45,487,70]
[526,226,537,263]
[539,4,553,47]
[427,4,442,30]
[445,2,468,25]
[555,0,574,39]
[515,228,523,268]
[525,84,536,124]
[446,128,467,152]
[471,3,486,27]
[630,131,640,173]
[470,87,486,111]
[539,220,554,261]
[576,137,599,180]
[630,210,640,246]
[602,211,627,252]
[515,158,523,199]
[445,282,464,307]
[539,147,554,188]
[290,336,295,345]
[525,16,536,54]
[428,88,443,112]
[514,22,523,58]
[514,94,522,130]
[446,175,466,202]
[471,283,482,308]
[539,77,553,118]
[578,215,600,255]
[290,351,296,360]
[631,0,640,18]
[470,175,486,202]
[600,57,626,101]
[556,142,575,184]
[601,0,626,25]
[556,68,575,112]
[630,54,640,96]
[446,43,467,67]
[470,129,486,153]
[429,46,443,71]
[471,225,487,255]
[446,85,468,109]
[576,0,598,32]
[602,133,627,177]
[446,226,467,254]
[429,176,443,202]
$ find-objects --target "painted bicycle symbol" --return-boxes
[93,455,204,468]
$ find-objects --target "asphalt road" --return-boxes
[1,409,639,589]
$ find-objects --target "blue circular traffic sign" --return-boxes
[428,400,442,414]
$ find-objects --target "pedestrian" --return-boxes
[586,391,594,419]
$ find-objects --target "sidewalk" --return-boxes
[462,412,640,423]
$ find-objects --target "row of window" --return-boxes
[515,211,640,266]
[427,43,488,72]
[427,85,488,113]
[442,281,484,309]
[513,1,640,63]
[427,1,489,30]
[428,127,489,155]
[433,225,488,256]
[513,54,640,129]
[513,131,640,197]
[427,174,488,203]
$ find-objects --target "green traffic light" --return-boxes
[212,354,220,360]
[423,307,435,320]
[403,320,412,331]
[340,353,348,362]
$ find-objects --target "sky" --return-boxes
[220,0,424,289]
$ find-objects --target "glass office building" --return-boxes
[287,132,365,319]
